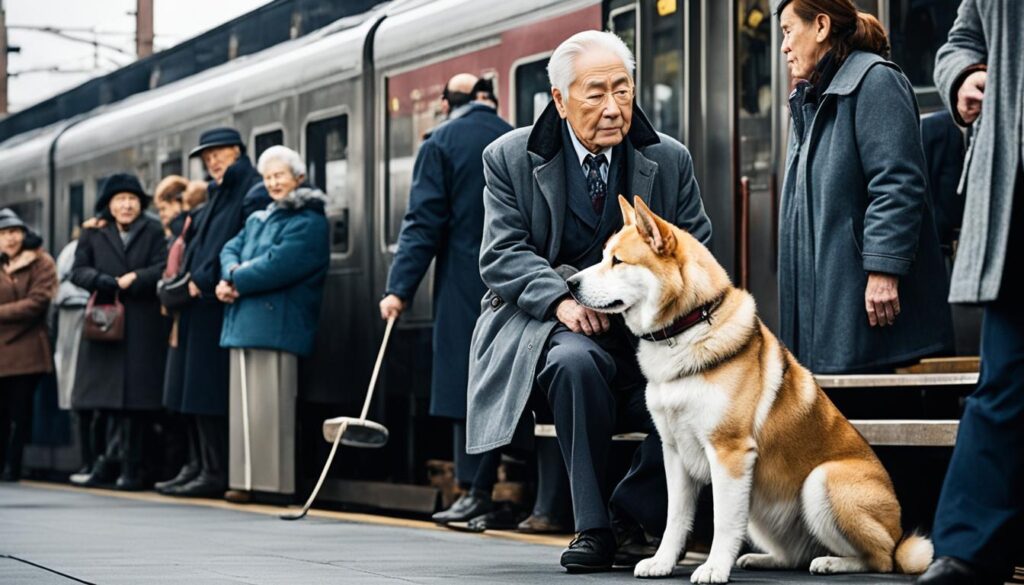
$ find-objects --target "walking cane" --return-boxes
[240,349,253,493]
[280,316,395,521]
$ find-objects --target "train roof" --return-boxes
[375,0,595,71]
[54,7,387,167]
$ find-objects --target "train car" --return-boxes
[0,0,967,515]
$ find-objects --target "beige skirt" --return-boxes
[228,348,297,494]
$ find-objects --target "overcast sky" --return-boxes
[4,0,271,112]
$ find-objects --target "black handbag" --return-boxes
[157,271,193,310]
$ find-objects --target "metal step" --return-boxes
[814,373,978,388]
[535,420,960,447]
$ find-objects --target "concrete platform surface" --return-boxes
[0,482,916,584]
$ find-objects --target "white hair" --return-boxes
[257,145,307,178]
[547,30,635,105]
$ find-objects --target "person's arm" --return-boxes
[69,231,117,293]
[0,255,58,323]
[672,144,713,247]
[230,214,329,296]
[384,140,451,301]
[219,223,247,282]
[856,67,929,277]
[934,0,987,126]
[478,142,567,321]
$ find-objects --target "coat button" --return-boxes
[528,343,533,350]
[489,296,502,309]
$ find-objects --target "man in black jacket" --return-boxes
[161,127,270,498]
[380,75,514,524]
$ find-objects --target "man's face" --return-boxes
[200,145,241,184]
[553,50,634,153]
[0,227,25,257]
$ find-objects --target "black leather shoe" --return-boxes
[166,472,226,498]
[517,513,572,534]
[72,457,118,487]
[560,528,616,573]
[431,490,493,524]
[614,521,660,568]
[915,556,1003,585]
[155,462,200,493]
[114,474,145,491]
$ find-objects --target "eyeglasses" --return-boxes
[571,86,635,107]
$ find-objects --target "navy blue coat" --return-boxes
[164,155,269,416]
[920,110,966,253]
[219,188,330,357]
[386,103,513,419]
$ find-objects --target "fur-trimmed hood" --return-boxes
[3,248,39,274]
[272,186,327,213]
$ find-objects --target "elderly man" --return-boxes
[919,2,1024,584]
[467,31,712,572]
[161,127,270,498]
[381,73,514,525]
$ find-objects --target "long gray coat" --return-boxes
[466,102,712,454]
[779,51,954,374]
[935,0,1024,304]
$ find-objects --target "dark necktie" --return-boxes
[583,153,608,215]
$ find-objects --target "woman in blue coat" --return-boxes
[776,0,954,374]
[217,145,329,499]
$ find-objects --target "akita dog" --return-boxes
[566,196,932,583]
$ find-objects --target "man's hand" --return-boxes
[116,272,138,290]
[957,70,987,125]
[188,280,201,298]
[865,272,900,327]
[555,297,609,336]
[379,294,406,320]
[215,280,239,304]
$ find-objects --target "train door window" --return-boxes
[644,0,684,140]
[254,129,285,161]
[512,56,551,128]
[68,183,84,240]
[160,153,183,178]
[384,75,431,247]
[738,0,773,185]
[608,2,639,69]
[887,0,960,109]
[305,114,349,255]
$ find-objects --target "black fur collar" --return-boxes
[526,100,661,161]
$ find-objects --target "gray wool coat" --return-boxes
[934,0,1024,304]
[779,51,954,374]
[466,101,712,454]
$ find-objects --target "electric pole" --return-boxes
[136,0,153,58]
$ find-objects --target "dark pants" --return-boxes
[0,374,38,477]
[535,324,667,534]
[196,414,227,480]
[453,420,500,492]
[932,190,1024,577]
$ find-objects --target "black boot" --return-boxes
[156,420,200,493]
[72,455,119,487]
[171,416,226,498]
[115,415,145,491]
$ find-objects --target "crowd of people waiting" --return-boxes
[0,131,330,504]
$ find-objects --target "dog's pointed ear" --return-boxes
[633,196,676,255]
[618,195,634,226]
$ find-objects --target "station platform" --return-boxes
[0,481,920,584]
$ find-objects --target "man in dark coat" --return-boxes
[920,110,966,259]
[467,31,712,571]
[70,173,168,490]
[919,2,1024,583]
[162,128,270,497]
[380,74,514,524]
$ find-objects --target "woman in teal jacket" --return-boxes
[217,145,329,500]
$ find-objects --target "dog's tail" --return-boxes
[893,532,933,574]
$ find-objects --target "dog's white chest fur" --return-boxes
[643,372,727,484]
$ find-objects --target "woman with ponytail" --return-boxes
[775,0,954,377]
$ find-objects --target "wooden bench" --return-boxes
[535,373,978,448]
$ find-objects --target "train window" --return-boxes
[738,0,773,191]
[68,183,84,240]
[305,114,350,255]
[160,153,183,179]
[513,56,551,128]
[645,1,684,140]
[887,0,960,108]
[254,129,285,161]
[608,3,638,64]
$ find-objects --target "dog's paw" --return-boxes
[736,553,785,570]
[634,556,676,578]
[690,562,731,584]
[809,556,865,574]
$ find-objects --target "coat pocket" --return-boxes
[849,218,864,256]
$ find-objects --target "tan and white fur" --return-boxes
[566,196,932,583]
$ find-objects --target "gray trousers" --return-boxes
[228,348,297,494]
